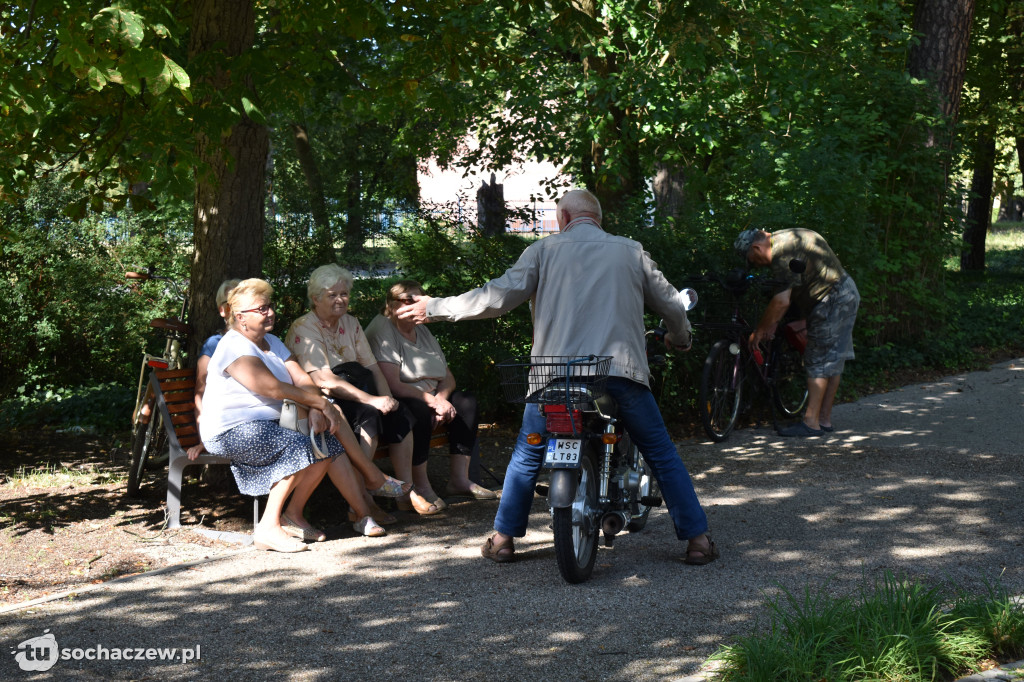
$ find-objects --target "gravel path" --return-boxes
[3,359,1023,680]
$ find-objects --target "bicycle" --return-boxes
[689,267,808,442]
[126,268,191,497]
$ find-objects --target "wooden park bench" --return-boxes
[150,369,500,528]
[148,368,259,530]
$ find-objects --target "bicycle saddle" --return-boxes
[149,318,192,335]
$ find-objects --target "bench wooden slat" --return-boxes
[154,367,195,381]
[165,401,196,415]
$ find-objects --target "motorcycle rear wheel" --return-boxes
[552,454,599,584]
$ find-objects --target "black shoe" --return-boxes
[777,422,824,437]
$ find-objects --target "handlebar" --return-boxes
[685,269,789,299]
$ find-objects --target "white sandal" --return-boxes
[353,515,386,537]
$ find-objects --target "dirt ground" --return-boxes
[0,423,522,606]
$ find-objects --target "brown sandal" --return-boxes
[396,491,444,516]
[684,535,720,566]
[481,535,515,563]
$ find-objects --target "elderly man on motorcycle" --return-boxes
[397,188,719,567]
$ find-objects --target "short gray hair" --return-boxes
[557,188,602,221]
[307,264,353,307]
[215,278,242,308]
[734,229,768,257]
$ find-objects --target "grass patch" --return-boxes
[711,572,1024,681]
[3,462,125,489]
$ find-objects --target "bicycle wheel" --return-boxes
[127,411,163,497]
[699,339,743,442]
[772,341,809,416]
[552,452,600,584]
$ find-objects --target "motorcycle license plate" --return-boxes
[545,438,582,468]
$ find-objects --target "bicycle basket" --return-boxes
[496,355,612,407]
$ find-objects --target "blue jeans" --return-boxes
[493,377,709,542]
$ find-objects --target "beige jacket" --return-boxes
[425,219,690,387]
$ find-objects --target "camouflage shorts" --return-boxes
[805,276,859,378]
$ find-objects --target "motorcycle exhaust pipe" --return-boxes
[601,511,628,536]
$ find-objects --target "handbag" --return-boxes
[783,319,808,355]
[331,361,376,395]
[280,399,330,460]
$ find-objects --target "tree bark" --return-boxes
[290,122,333,262]
[961,134,995,271]
[343,171,365,256]
[908,0,977,124]
[187,0,269,359]
[653,163,687,224]
[1018,136,1024,190]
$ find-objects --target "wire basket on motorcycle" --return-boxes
[496,355,612,407]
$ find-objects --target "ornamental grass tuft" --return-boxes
[711,571,1024,682]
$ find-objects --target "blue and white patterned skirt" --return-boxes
[205,420,343,496]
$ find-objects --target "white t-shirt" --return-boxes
[200,330,294,441]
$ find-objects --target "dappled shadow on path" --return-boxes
[1,363,1022,680]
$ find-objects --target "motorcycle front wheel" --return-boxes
[552,453,599,584]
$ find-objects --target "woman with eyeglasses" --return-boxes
[199,278,409,549]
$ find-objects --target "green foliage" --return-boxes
[0,382,134,433]
[0,1,195,209]
[0,175,191,397]
[712,572,1021,682]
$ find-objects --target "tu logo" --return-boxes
[11,629,59,672]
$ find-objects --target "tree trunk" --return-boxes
[343,171,365,256]
[961,134,995,271]
[908,0,977,124]
[905,0,976,231]
[290,122,333,262]
[187,0,269,360]
[1018,136,1024,189]
[653,163,687,224]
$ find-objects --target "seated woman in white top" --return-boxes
[365,280,496,503]
[200,279,408,548]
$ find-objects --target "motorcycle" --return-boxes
[496,289,697,584]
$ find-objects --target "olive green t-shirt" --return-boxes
[769,228,846,314]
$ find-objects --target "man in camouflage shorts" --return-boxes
[735,228,860,437]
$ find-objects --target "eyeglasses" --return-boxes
[239,304,273,316]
